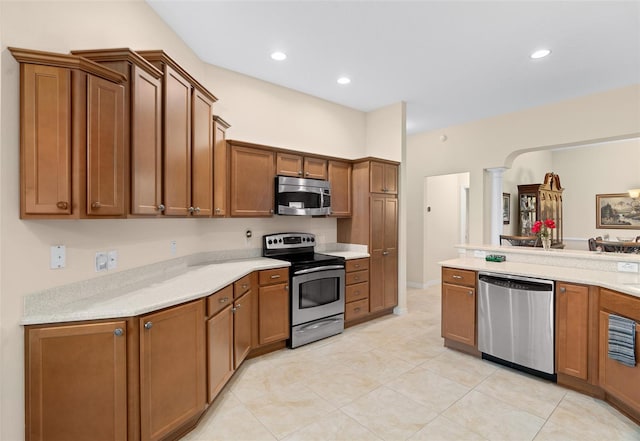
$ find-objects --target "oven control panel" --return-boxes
[263,233,315,250]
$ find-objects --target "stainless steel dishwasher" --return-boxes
[477,272,555,380]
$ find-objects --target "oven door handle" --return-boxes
[296,317,343,332]
[293,265,345,275]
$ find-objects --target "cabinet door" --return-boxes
[163,65,192,216]
[21,64,72,216]
[556,282,589,380]
[234,290,252,368]
[328,160,352,217]
[369,162,397,194]
[130,65,163,215]
[258,283,290,345]
[212,119,228,217]
[140,300,206,441]
[441,283,476,346]
[26,321,127,441]
[599,312,640,414]
[383,197,398,308]
[303,157,327,179]
[230,146,275,217]
[369,196,385,312]
[276,152,303,177]
[86,75,125,216]
[191,88,214,217]
[207,304,233,403]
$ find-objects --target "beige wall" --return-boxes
[365,102,404,161]
[0,2,374,439]
[406,84,640,285]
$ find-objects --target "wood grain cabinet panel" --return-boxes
[303,156,328,180]
[370,161,397,194]
[25,320,128,441]
[230,145,275,217]
[191,88,214,217]
[233,290,252,368]
[370,195,398,311]
[139,300,206,441]
[20,63,72,216]
[258,279,290,345]
[86,75,125,216]
[206,303,233,403]
[556,282,589,380]
[212,116,230,217]
[276,152,327,180]
[328,160,352,217]
[441,282,476,346]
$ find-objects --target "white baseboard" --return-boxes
[407,279,440,290]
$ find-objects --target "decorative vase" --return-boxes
[542,237,551,250]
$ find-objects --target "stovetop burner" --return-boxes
[262,233,344,270]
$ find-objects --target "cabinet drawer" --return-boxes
[259,268,289,285]
[207,285,234,317]
[346,282,369,303]
[234,274,252,298]
[345,299,369,321]
[442,267,476,288]
[346,258,369,273]
[600,288,640,322]
[346,270,369,285]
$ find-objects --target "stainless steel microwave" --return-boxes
[275,176,331,216]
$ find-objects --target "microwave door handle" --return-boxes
[294,265,344,275]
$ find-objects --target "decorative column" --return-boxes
[486,167,506,245]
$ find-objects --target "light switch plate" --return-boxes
[617,262,639,273]
[50,245,66,269]
[95,252,108,272]
[170,240,177,256]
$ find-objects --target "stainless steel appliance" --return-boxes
[262,233,345,348]
[477,272,556,380]
[274,176,331,216]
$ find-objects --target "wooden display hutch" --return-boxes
[517,172,564,246]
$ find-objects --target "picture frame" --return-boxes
[596,193,640,229]
[502,192,510,225]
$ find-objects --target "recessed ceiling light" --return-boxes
[530,49,551,59]
[337,76,351,85]
[270,51,287,61]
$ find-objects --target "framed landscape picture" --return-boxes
[502,193,510,225]
[596,193,640,229]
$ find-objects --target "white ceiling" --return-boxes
[146,1,640,135]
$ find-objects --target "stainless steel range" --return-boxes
[262,233,345,348]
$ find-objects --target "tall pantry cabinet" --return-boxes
[337,159,399,314]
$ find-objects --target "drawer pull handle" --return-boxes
[382,251,389,256]
[355,264,360,268]
[242,284,248,289]
[354,307,361,312]
[354,276,360,281]
[354,291,360,295]
[270,274,281,279]
[219,297,229,304]
[452,275,463,279]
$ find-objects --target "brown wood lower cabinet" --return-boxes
[233,289,252,368]
[257,268,290,345]
[345,258,370,323]
[139,299,206,441]
[206,300,234,403]
[556,282,590,380]
[441,268,477,349]
[25,320,129,441]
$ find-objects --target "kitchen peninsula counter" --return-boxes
[441,244,640,298]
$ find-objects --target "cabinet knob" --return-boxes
[91,201,101,209]
[188,206,195,213]
[298,170,303,176]
[144,321,153,330]
[305,171,310,176]
[114,328,124,337]
[156,204,165,212]
[285,285,289,291]
[194,207,201,213]
[269,209,274,214]
[56,201,69,210]
[215,208,221,214]
[468,291,473,296]
[560,287,566,293]
[382,251,389,256]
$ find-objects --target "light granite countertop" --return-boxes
[441,244,640,299]
[23,244,369,326]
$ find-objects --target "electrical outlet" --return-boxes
[108,250,118,270]
[50,245,66,269]
[617,262,639,273]
[95,252,108,272]
[474,250,487,258]
[170,240,177,256]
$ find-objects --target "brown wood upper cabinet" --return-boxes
[72,49,164,216]
[138,50,217,217]
[229,143,275,217]
[276,152,327,180]
[328,160,352,217]
[11,48,126,219]
[212,116,231,217]
[370,161,398,194]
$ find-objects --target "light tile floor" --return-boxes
[183,286,640,441]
